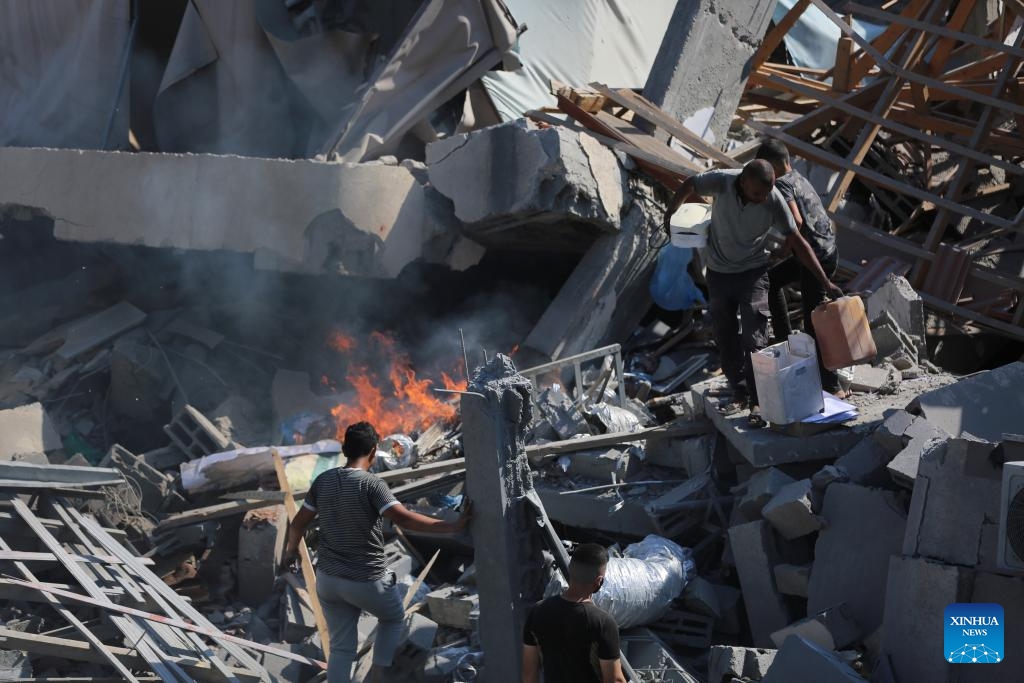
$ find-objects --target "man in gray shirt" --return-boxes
[663,160,841,425]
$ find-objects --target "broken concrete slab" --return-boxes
[708,645,777,683]
[681,576,721,619]
[911,361,1024,443]
[645,433,715,476]
[0,146,462,277]
[692,378,865,467]
[739,467,797,518]
[426,585,479,630]
[866,275,926,356]
[849,364,894,393]
[237,505,287,608]
[833,438,890,487]
[642,0,776,146]
[770,603,862,651]
[426,121,626,246]
[881,557,973,683]
[761,635,863,683]
[0,402,61,464]
[773,564,811,598]
[873,410,917,455]
[903,436,1001,567]
[887,430,949,489]
[808,484,906,636]
[523,180,662,360]
[761,479,822,541]
[535,384,589,440]
[54,302,146,362]
[536,482,657,537]
[728,521,790,647]
[565,448,638,481]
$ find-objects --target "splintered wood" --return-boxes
[0,486,325,680]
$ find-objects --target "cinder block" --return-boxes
[708,645,777,683]
[773,564,811,598]
[835,438,892,486]
[567,448,638,481]
[426,586,479,630]
[761,479,822,540]
[762,635,863,682]
[739,468,797,519]
[770,603,862,650]
[728,521,790,646]
[808,484,906,636]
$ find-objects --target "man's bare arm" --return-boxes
[663,176,696,227]
[600,658,627,683]
[280,506,316,571]
[522,645,541,683]
[383,501,472,534]
[785,232,842,298]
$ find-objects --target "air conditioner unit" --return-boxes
[997,461,1024,571]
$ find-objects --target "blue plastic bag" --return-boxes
[650,245,705,311]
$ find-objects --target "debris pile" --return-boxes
[1,1,1023,682]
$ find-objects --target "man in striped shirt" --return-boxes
[282,421,472,683]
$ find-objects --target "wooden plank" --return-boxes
[849,3,1024,61]
[156,499,273,530]
[750,0,812,72]
[272,448,331,659]
[69,508,272,678]
[527,109,694,183]
[7,497,181,682]
[0,535,141,683]
[527,421,713,464]
[832,23,856,93]
[745,119,1015,230]
[0,550,155,566]
[756,72,1024,176]
[839,259,1024,341]
[0,627,259,683]
[927,0,978,75]
[849,0,932,83]
[887,108,1024,155]
[593,85,741,168]
[811,0,1024,116]
[917,31,1024,282]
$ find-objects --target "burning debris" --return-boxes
[1,1,1023,682]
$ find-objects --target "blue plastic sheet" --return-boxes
[650,245,705,312]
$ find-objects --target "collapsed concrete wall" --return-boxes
[0,147,467,278]
[642,0,777,145]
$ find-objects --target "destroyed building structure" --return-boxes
[1,0,1024,682]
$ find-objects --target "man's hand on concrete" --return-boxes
[825,281,844,299]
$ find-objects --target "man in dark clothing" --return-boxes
[282,421,472,683]
[663,160,842,426]
[756,139,843,395]
[522,543,625,683]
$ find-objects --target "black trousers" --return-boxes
[767,251,840,392]
[707,266,772,405]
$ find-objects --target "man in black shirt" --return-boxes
[522,543,625,683]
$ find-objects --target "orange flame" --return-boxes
[327,331,462,437]
[327,330,357,353]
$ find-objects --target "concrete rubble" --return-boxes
[0,2,1021,682]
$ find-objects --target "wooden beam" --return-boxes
[0,627,259,683]
[592,85,741,168]
[756,72,1024,176]
[848,0,932,83]
[832,16,856,93]
[751,0,812,72]
[927,0,978,76]
[0,550,155,566]
[745,119,1015,230]
[272,448,330,659]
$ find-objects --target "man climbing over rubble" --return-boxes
[756,138,844,398]
[522,543,626,683]
[663,159,842,427]
[281,421,473,683]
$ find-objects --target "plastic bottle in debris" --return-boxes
[811,295,877,370]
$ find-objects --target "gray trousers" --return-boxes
[316,569,405,683]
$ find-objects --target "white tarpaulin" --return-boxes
[0,0,129,149]
[481,0,676,122]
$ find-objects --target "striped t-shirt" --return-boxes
[302,467,400,581]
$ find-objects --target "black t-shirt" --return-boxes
[523,596,620,683]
